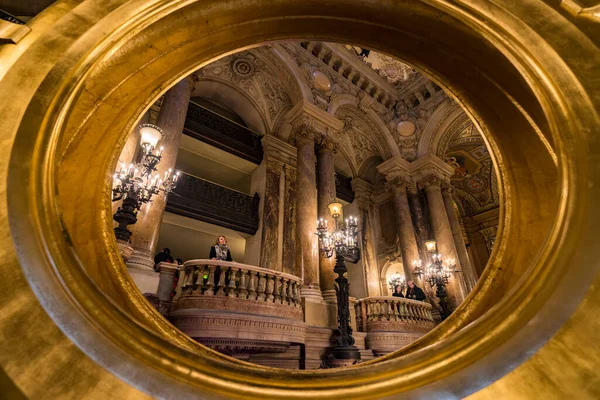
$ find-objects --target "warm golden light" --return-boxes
[425,240,437,253]
[327,201,343,218]
[139,123,163,150]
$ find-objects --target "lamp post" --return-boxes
[413,239,460,320]
[112,124,179,241]
[316,201,361,367]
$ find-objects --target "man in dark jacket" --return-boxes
[405,280,426,301]
[154,248,174,271]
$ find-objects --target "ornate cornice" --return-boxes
[262,135,297,166]
[286,99,344,142]
[351,178,374,210]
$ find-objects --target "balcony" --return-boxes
[169,260,306,361]
[355,297,436,356]
[166,173,260,234]
[184,101,263,164]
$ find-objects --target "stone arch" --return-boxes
[417,98,464,158]
[192,78,269,134]
[380,260,405,296]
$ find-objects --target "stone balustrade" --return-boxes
[355,297,436,355]
[169,260,307,363]
[177,259,302,308]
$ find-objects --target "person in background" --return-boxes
[392,285,404,298]
[154,248,174,271]
[405,280,426,301]
[209,235,233,261]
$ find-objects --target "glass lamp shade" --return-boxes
[424,239,438,253]
[328,201,343,218]
[139,124,164,150]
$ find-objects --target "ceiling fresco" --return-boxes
[442,121,499,218]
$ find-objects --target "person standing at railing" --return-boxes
[405,280,426,301]
[392,285,404,298]
[209,235,233,261]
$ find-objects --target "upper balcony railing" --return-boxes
[166,172,260,234]
[184,101,264,164]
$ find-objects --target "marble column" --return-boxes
[407,184,431,264]
[254,135,297,272]
[442,186,478,289]
[422,176,467,305]
[127,75,196,275]
[389,178,420,282]
[317,137,337,302]
[293,126,321,300]
[352,178,381,297]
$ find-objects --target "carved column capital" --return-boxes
[317,135,338,154]
[417,169,449,192]
[351,178,374,211]
[187,72,200,90]
[262,135,297,166]
[290,117,319,147]
[266,158,285,174]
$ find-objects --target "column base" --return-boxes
[126,266,159,294]
[126,248,159,294]
[300,287,323,302]
[321,289,337,304]
[126,247,155,271]
[116,240,134,261]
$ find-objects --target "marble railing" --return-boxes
[169,260,306,361]
[355,297,436,355]
[177,259,302,307]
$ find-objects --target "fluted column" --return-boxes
[127,75,196,273]
[442,186,478,290]
[317,137,337,302]
[421,176,467,305]
[293,125,320,299]
[389,177,420,282]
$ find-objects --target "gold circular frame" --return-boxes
[1,0,599,399]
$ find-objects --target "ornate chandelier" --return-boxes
[315,201,361,367]
[112,124,179,242]
[388,271,406,292]
[413,239,460,320]
[316,202,360,262]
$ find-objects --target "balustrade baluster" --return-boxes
[281,279,289,305]
[227,268,239,297]
[361,301,368,331]
[204,265,217,296]
[398,302,407,320]
[292,282,300,307]
[287,280,294,305]
[273,276,282,304]
[265,275,275,302]
[216,266,227,296]
[238,270,249,299]
[247,271,258,300]
[382,300,389,321]
[257,273,267,301]
[407,303,416,322]
[391,300,399,321]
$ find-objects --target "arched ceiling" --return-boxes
[441,120,499,218]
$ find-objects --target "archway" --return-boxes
[0,1,598,399]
